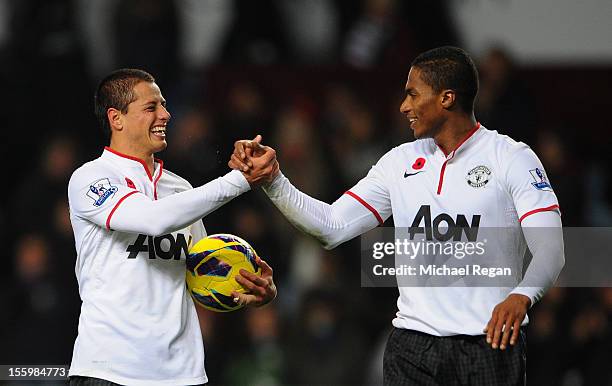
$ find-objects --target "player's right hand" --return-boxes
[229,134,264,172]
[232,258,277,307]
[228,135,280,186]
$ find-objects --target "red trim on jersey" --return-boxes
[153,159,164,200]
[519,204,560,223]
[436,122,481,157]
[344,191,384,225]
[437,159,449,195]
[452,122,481,154]
[436,122,481,195]
[437,143,449,157]
[106,191,138,230]
[104,147,164,182]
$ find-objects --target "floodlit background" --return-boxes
[1,0,611,385]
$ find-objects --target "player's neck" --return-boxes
[434,114,478,156]
[108,140,155,175]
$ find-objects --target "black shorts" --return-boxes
[383,328,526,386]
[69,376,206,386]
[69,376,121,386]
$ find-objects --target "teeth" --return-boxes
[151,126,166,134]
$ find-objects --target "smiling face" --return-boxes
[399,67,446,139]
[112,81,171,156]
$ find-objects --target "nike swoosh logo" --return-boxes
[404,170,424,178]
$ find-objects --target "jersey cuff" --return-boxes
[508,288,539,308]
[344,191,384,225]
[518,204,560,223]
[106,191,139,230]
[224,169,251,193]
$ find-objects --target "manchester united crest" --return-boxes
[466,165,491,188]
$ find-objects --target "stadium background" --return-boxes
[0,0,611,385]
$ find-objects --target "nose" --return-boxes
[160,105,171,121]
[399,97,410,114]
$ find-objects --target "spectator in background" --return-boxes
[343,0,401,68]
[274,101,330,200]
[220,1,290,65]
[566,289,611,385]
[528,287,612,385]
[319,84,360,186]
[75,0,118,79]
[584,151,612,226]
[277,0,339,64]
[268,100,336,313]
[218,82,273,163]
[335,102,386,182]
[527,287,569,385]
[0,0,9,50]
[535,127,584,226]
[3,135,82,363]
[225,305,285,386]
[12,135,79,235]
[7,0,91,153]
[320,84,386,186]
[285,289,367,385]
[176,0,234,70]
[0,233,78,364]
[113,0,180,91]
[476,46,537,146]
[342,0,458,69]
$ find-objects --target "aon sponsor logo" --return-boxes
[409,205,481,241]
[126,233,192,260]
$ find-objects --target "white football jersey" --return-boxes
[67,147,212,385]
[348,124,560,335]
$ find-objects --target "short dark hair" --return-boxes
[411,46,479,113]
[94,68,155,137]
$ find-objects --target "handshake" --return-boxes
[228,134,280,187]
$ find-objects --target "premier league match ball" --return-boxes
[186,234,261,312]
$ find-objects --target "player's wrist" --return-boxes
[261,170,284,191]
[226,169,252,192]
[508,293,532,309]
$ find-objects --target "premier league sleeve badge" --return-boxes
[529,168,553,191]
[86,178,119,206]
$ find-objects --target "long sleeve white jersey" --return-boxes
[263,124,564,336]
[67,147,250,385]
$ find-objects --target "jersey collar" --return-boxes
[434,122,482,160]
[102,146,164,182]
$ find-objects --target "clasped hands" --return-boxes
[228,134,279,187]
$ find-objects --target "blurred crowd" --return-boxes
[0,1,611,385]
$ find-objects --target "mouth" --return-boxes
[150,125,167,139]
[408,117,418,128]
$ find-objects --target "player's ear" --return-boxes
[107,108,123,131]
[440,89,456,110]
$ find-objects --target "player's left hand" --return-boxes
[232,258,277,307]
[483,294,531,350]
[228,135,280,186]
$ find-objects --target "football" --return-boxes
[186,233,261,312]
